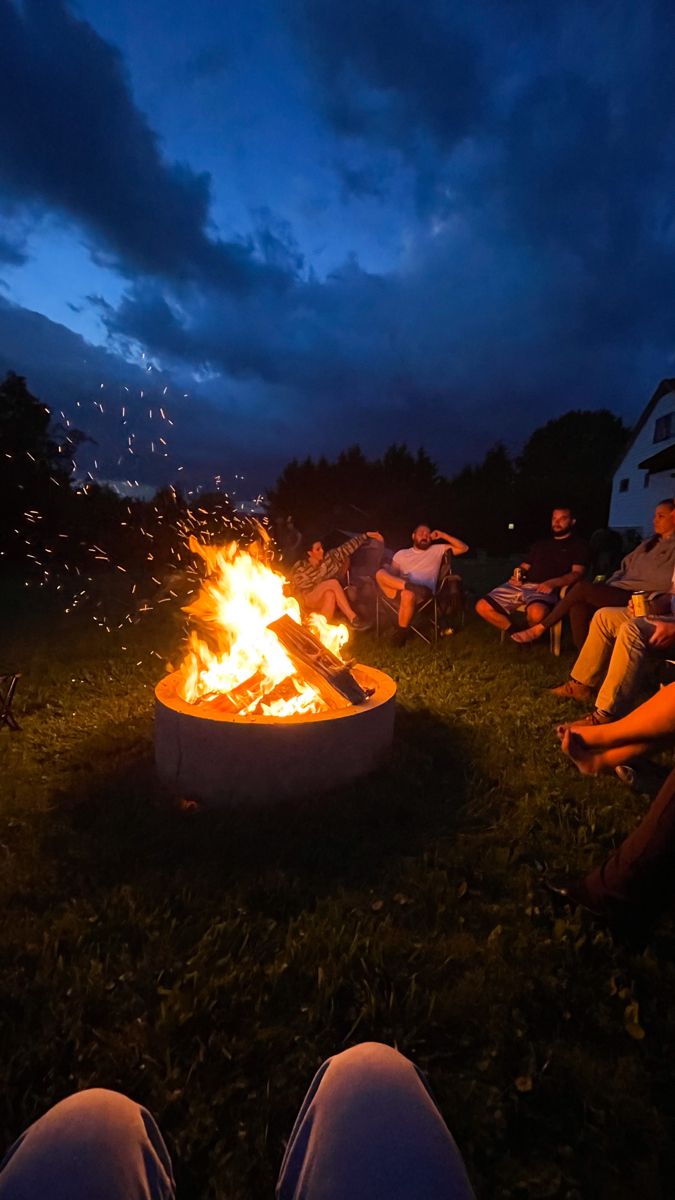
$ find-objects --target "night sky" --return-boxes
[1,0,673,493]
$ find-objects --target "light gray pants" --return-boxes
[571,607,657,717]
[0,1044,474,1200]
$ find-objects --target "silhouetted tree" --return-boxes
[515,410,630,542]
[441,443,518,553]
[0,372,75,556]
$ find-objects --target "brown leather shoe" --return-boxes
[572,710,614,726]
[547,679,595,702]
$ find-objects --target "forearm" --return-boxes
[545,571,584,589]
[436,532,468,554]
[325,534,368,575]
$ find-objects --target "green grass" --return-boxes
[1,581,675,1199]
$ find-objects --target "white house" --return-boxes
[609,379,675,535]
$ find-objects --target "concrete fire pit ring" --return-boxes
[155,665,396,807]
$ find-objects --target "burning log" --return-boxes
[267,614,372,708]
[200,670,269,714]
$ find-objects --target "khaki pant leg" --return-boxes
[595,617,654,717]
[571,607,630,688]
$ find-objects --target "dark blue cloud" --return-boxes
[0,0,289,292]
[0,231,27,265]
[289,0,485,154]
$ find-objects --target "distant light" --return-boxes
[508,522,515,530]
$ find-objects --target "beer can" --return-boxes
[513,567,523,584]
[632,590,650,617]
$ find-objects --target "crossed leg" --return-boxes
[376,570,418,628]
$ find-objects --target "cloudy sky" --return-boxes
[1,0,674,492]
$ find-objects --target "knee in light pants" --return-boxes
[0,1048,475,1200]
[0,1089,175,1200]
[595,616,655,718]
[276,1042,475,1200]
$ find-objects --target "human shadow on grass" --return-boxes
[36,704,496,911]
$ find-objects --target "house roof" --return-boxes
[617,379,675,469]
[638,443,675,472]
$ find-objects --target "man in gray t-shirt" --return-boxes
[376,524,469,643]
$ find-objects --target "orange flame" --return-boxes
[176,537,349,716]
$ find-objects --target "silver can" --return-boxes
[513,567,523,584]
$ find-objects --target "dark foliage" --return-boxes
[268,412,631,553]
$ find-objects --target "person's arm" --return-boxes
[323,532,383,577]
[430,530,469,555]
[537,564,586,593]
[607,547,635,585]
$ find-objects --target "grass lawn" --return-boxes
[1,577,674,1199]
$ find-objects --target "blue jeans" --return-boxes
[0,1044,474,1200]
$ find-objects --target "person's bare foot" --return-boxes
[559,727,606,775]
[511,623,545,644]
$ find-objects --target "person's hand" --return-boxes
[366,530,384,542]
[430,529,442,540]
[648,619,675,648]
[537,581,554,594]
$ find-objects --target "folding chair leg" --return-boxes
[549,621,562,657]
[0,673,20,731]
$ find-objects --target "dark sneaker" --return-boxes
[350,616,373,632]
[615,761,671,797]
[388,626,408,647]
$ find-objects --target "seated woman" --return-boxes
[512,499,675,648]
[548,684,675,939]
[290,531,383,629]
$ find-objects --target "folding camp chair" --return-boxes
[375,551,464,645]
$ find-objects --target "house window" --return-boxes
[619,478,630,492]
[654,413,674,442]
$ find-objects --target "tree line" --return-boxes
[268,410,630,552]
[1,370,630,572]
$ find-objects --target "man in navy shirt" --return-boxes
[475,508,589,634]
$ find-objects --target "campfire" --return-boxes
[155,535,397,805]
[176,536,370,716]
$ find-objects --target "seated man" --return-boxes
[475,507,589,635]
[512,498,675,647]
[376,525,468,644]
[290,530,383,629]
[549,588,675,725]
